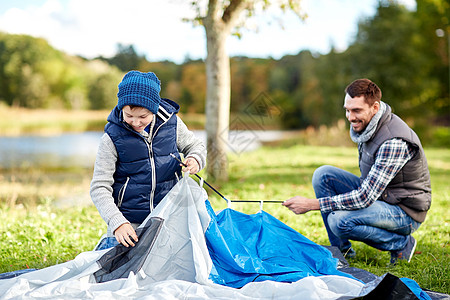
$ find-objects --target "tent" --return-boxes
[0,176,445,299]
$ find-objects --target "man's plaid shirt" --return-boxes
[319,138,415,213]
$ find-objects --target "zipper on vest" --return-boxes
[147,141,156,213]
[147,111,173,212]
[117,177,130,208]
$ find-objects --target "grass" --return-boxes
[0,144,448,294]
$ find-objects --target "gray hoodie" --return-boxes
[90,115,206,237]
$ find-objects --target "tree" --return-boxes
[190,0,303,181]
[415,0,450,122]
[0,33,57,107]
[88,66,122,110]
[181,62,206,113]
[107,44,145,72]
[344,0,444,140]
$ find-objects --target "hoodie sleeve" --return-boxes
[90,133,129,235]
[176,116,207,170]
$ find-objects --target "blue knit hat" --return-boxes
[117,71,161,114]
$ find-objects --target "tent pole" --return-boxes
[170,153,284,204]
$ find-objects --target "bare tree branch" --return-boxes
[222,0,248,24]
[206,0,220,20]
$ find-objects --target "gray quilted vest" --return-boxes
[359,104,431,222]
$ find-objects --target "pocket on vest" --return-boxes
[117,177,130,207]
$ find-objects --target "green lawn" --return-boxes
[0,144,448,294]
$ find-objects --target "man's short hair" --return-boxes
[345,79,382,106]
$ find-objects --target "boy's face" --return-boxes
[122,105,154,132]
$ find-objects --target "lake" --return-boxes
[0,130,284,168]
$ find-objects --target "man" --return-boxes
[283,79,431,264]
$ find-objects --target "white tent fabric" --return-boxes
[0,176,365,300]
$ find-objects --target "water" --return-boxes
[0,130,284,168]
[0,132,103,168]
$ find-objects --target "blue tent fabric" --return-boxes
[0,269,37,280]
[204,200,357,288]
[401,278,433,300]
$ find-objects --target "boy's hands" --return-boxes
[182,157,200,174]
[114,223,138,247]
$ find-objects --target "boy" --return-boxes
[91,71,206,250]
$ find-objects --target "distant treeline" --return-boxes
[0,1,448,143]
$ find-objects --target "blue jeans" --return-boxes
[312,165,421,252]
[95,237,119,250]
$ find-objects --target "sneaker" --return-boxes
[390,236,417,265]
[341,247,356,259]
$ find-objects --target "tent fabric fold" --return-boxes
[94,216,164,283]
[0,176,440,299]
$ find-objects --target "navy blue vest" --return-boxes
[105,99,182,224]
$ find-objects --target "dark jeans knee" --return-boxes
[312,165,334,190]
[328,211,352,237]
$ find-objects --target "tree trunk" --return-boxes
[202,0,248,181]
[204,22,231,181]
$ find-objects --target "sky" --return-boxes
[0,0,416,64]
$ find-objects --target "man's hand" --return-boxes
[114,223,138,247]
[282,196,320,214]
[182,157,200,174]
